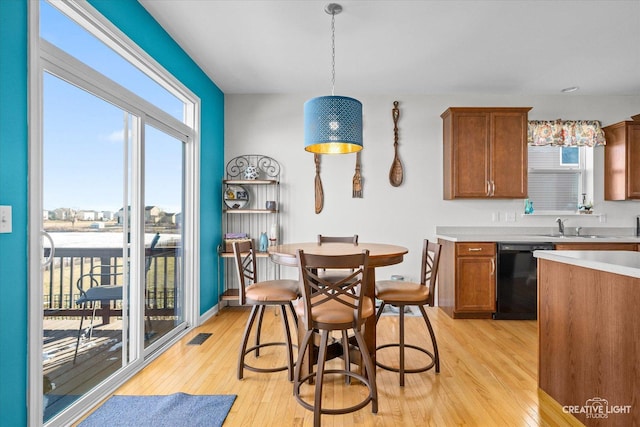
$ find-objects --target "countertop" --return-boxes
[534,249,640,280]
[436,234,640,243]
[435,226,640,243]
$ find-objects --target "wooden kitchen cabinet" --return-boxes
[442,107,531,199]
[603,116,640,200]
[438,239,496,319]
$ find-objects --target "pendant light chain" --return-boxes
[330,10,336,96]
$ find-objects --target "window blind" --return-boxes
[528,146,582,211]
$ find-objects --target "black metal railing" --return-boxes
[43,246,179,322]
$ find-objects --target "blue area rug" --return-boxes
[79,393,236,427]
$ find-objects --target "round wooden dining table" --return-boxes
[268,242,409,380]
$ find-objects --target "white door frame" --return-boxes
[28,2,201,425]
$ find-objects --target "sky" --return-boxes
[41,0,185,214]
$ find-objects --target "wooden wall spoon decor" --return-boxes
[389,100,404,187]
[314,153,324,214]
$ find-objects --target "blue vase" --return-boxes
[259,232,268,252]
[524,199,534,214]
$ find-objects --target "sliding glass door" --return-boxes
[32,2,197,424]
[41,72,132,422]
[39,70,189,424]
[143,124,185,350]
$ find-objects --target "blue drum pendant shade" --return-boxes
[304,95,362,154]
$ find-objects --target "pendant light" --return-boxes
[304,3,363,154]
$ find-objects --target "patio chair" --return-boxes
[73,233,161,363]
[73,264,124,363]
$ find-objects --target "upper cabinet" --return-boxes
[603,116,640,200]
[442,107,531,199]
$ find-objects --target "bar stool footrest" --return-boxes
[375,343,436,373]
[242,341,294,374]
[294,369,376,415]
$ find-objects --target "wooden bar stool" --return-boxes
[232,240,299,381]
[375,239,442,386]
[294,249,378,427]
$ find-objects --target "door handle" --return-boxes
[42,230,54,268]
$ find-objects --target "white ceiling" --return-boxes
[139,0,640,96]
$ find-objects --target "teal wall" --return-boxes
[0,0,30,425]
[0,1,224,424]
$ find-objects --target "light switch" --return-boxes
[0,205,12,233]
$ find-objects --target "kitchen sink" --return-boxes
[574,235,621,239]
[534,234,619,239]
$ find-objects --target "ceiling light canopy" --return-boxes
[561,86,579,93]
[304,3,363,154]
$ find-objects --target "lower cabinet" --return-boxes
[438,239,638,320]
[438,239,496,319]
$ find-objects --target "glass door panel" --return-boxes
[143,124,185,348]
[42,72,131,422]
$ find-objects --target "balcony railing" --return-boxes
[43,246,179,322]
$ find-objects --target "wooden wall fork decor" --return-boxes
[314,153,324,214]
[352,151,363,198]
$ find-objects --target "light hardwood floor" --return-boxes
[92,306,583,426]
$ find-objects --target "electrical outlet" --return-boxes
[0,206,12,233]
[599,214,607,224]
[492,212,500,222]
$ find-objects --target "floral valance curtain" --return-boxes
[528,120,606,147]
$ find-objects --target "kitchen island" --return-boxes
[534,250,639,426]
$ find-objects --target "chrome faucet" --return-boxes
[556,218,567,236]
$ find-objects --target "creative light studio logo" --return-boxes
[563,397,632,419]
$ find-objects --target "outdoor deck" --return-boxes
[43,317,176,422]
[42,242,180,422]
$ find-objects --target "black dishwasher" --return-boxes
[494,242,554,320]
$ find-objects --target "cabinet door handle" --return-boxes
[490,258,495,275]
[490,180,495,196]
[467,247,483,252]
[486,181,491,196]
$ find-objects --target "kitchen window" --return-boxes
[527,145,593,212]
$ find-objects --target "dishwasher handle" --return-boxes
[498,242,555,252]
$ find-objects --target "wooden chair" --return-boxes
[375,239,442,386]
[294,249,378,427]
[232,239,299,381]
